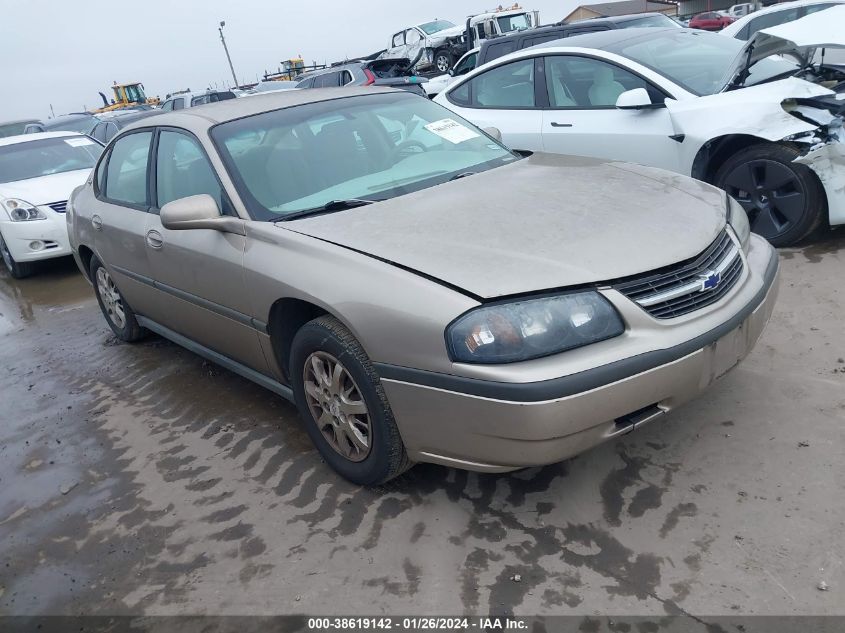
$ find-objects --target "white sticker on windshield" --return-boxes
[65,138,94,147]
[64,137,95,147]
[424,118,480,144]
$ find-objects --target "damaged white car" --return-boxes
[383,7,539,74]
[435,9,845,245]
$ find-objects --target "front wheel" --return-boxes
[0,232,36,279]
[714,143,826,247]
[290,315,411,485]
[433,48,453,74]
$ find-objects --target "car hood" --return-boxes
[723,5,845,89]
[0,169,91,206]
[283,154,726,299]
[428,25,465,42]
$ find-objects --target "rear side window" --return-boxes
[745,8,800,38]
[105,131,152,207]
[314,72,342,88]
[484,41,517,63]
[155,130,224,211]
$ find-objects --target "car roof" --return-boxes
[534,26,678,51]
[0,118,41,126]
[0,131,84,147]
[119,87,402,134]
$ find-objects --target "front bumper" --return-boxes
[379,236,780,472]
[0,212,71,263]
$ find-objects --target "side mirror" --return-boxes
[448,68,454,76]
[482,126,502,142]
[615,88,656,110]
[160,194,245,235]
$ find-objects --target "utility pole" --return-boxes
[218,21,239,89]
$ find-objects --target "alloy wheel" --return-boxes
[302,351,372,462]
[96,267,127,329]
[436,55,450,73]
[721,158,807,241]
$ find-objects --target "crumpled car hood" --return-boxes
[282,154,726,299]
[724,5,845,89]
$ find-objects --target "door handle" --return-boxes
[146,230,163,250]
[91,215,103,231]
[550,122,573,128]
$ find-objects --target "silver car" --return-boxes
[67,87,779,484]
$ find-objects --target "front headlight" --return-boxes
[2,198,47,222]
[446,291,625,364]
[727,195,750,250]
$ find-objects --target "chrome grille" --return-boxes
[47,200,67,213]
[614,230,744,319]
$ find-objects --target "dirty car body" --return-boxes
[67,87,779,484]
[435,22,845,246]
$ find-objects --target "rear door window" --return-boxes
[104,131,152,207]
[463,58,536,108]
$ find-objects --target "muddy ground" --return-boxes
[0,230,843,623]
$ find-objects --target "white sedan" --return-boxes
[435,16,845,246]
[0,132,102,278]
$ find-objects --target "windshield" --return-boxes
[497,14,530,32]
[0,136,102,183]
[212,92,516,220]
[621,15,680,28]
[608,30,800,95]
[0,122,37,138]
[418,20,455,35]
[44,116,97,134]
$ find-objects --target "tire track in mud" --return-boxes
[2,299,717,616]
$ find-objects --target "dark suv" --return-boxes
[477,13,680,67]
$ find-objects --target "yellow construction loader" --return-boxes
[94,82,160,113]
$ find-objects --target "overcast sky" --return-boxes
[0,0,597,121]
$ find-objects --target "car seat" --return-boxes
[588,65,626,106]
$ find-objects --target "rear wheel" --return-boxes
[434,48,453,74]
[290,315,411,485]
[714,143,826,247]
[90,256,145,342]
[0,232,36,279]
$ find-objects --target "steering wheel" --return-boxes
[394,140,427,160]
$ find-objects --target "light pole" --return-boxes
[218,21,239,89]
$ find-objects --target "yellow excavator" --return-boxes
[93,82,160,113]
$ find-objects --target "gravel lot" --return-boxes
[1,230,843,624]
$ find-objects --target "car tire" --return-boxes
[434,48,453,74]
[290,315,412,485]
[90,256,146,342]
[0,232,37,279]
[714,143,826,247]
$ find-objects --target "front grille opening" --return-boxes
[613,229,744,319]
[615,403,663,430]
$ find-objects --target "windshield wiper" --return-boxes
[274,199,377,222]
[449,171,477,181]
